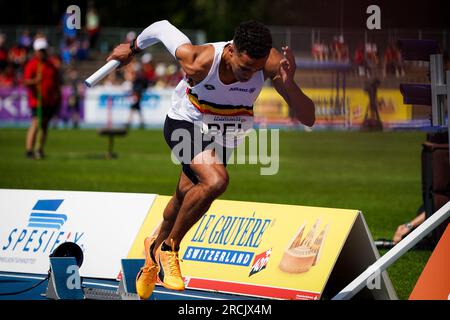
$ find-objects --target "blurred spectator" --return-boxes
[365,40,379,68]
[354,43,369,77]
[23,38,61,159]
[76,38,90,61]
[61,11,78,45]
[48,48,62,71]
[35,30,46,40]
[154,63,167,88]
[65,67,82,129]
[330,36,338,61]
[0,33,8,72]
[86,1,100,50]
[331,35,349,62]
[19,30,33,52]
[127,63,147,129]
[321,41,329,62]
[153,63,183,88]
[60,36,89,65]
[123,59,137,85]
[0,63,17,87]
[165,64,183,87]
[312,41,321,61]
[61,42,72,65]
[9,43,27,70]
[376,205,426,249]
[383,42,404,78]
[125,31,136,44]
[312,41,328,62]
[60,9,80,65]
[141,53,156,85]
[393,206,426,244]
[103,70,121,87]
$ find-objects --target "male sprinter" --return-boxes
[107,20,315,299]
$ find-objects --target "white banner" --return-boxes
[84,85,173,125]
[0,189,156,279]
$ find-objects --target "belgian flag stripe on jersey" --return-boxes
[187,89,254,116]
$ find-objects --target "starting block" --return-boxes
[117,259,145,295]
[46,257,140,300]
[46,257,84,300]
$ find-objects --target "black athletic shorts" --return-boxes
[163,115,233,184]
[31,106,58,119]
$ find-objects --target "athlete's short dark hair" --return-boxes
[233,20,272,59]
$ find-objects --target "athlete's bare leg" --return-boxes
[153,170,195,254]
[154,149,229,253]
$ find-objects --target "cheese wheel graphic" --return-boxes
[279,219,329,274]
[279,246,316,273]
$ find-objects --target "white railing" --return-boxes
[333,200,450,300]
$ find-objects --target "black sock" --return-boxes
[161,242,172,252]
[149,242,156,261]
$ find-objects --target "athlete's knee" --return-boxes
[203,172,229,197]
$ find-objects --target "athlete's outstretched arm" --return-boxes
[106,20,209,81]
[265,47,315,127]
[106,20,192,66]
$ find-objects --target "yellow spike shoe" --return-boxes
[156,239,185,291]
[135,236,158,299]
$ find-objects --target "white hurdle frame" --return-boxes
[333,201,450,300]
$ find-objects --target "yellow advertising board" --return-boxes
[254,87,412,126]
[128,195,360,300]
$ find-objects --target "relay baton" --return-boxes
[84,60,121,87]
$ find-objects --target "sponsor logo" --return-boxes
[183,213,273,267]
[27,200,67,230]
[249,248,271,276]
[183,247,253,267]
[229,87,256,93]
[1,199,85,258]
[204,84,216,90]
[98,94,161,109]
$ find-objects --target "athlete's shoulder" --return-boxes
[176,43,215,82]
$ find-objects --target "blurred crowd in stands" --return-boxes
[0,0,101,86]
[0,1,442,92]
[312,35,405,78]
[0,28,184,89]
[0,29,410,90]
[0,1,184,90]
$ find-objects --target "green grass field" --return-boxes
[0,128,432,299]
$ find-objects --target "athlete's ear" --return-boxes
[229,43,236,57]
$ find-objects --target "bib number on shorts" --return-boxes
[199,115,253,147]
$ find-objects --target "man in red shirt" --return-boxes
[23,38,61,159]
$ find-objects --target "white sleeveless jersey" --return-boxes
[168,41,265,147]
